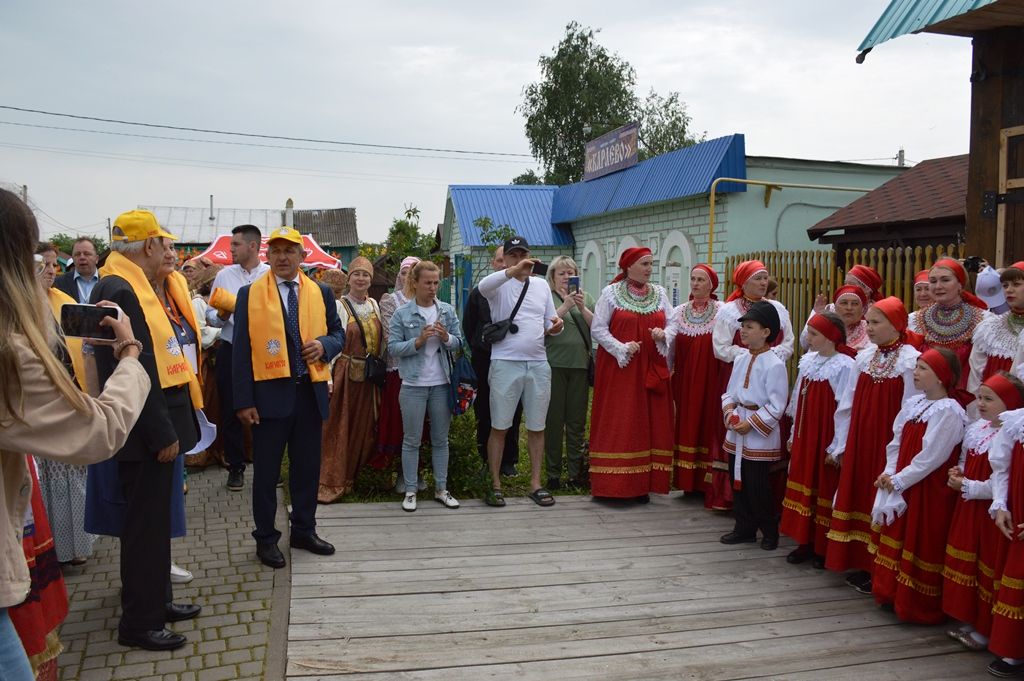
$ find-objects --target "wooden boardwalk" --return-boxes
[286,493,984,680]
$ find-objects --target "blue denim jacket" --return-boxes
[387,299,463,384]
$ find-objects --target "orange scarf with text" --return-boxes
[100,252,203,408]
[248,271,330,383]
[46,287,87,391]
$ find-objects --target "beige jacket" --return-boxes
[0,335,149,607]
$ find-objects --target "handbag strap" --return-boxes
[507,277,530,324]
[343,297,378,358]
[555,292,592,356]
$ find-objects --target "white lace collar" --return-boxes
[963,418,999,455]
[1000,408,1024,444]
[973,313,1022,359]
[854,342,920,377]
[798,351,854,382]
[673,299,721,336]
[903,394,965,424]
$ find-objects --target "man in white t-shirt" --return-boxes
[477,236,563,507]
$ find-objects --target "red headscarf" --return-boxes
[611,247,653,284]
[913,270,930,285]
[1011,261,1024,271]
[920,348,973,407]
[833,284,867,309]
[807,313,856,358]
[872,296,924,348]
[847,265,883,302]
[726,260,767,302]
[690,264,719,300]
[931,258,987,310]
[983,373,1024,411]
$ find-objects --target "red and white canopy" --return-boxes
[195,234,341,269]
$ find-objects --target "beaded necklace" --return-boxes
[921,301,983,347]
[867,339,903,383]
[1008,310,1024,335]
[684,299,716,326]
[613,279,660,314]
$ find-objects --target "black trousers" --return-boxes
[216,341,247,473]
[251,378,321,545]
[118,457,174,633]
[730,455,779,540]
[471,354,522,467]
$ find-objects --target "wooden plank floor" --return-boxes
[287,493,985,680]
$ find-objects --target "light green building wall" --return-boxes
[731,157,903,253]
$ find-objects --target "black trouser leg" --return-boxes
[733,456,777,540]
[287,381,321,538]
[473,355,492,463]
[118,457,174,633]
[251,412,291,545]
[217,341,246,473]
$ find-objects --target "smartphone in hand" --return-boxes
[568,276,580,295]
[60,304,121,341]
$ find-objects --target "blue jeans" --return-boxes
[399,384,452,493]
[0,609,33,681]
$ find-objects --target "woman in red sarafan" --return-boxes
[871,347,968,624]
[780,312,855,568]
[967,265,1024,401]
[943,372,1024,653]
[589,247,674,502]
[9,456,69,681]
[986,402,1024,677]
[710,260,795,511]
[910,258,988,390]
[667,264,723,500]
[825,297,921,594]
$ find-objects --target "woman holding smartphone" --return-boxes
[544,256,594,491]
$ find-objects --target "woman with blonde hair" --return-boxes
[0,188,150,678]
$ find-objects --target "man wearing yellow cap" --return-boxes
[232,226,345,568]
[84,210,201,651]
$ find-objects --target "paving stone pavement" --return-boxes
[56,465,290,681]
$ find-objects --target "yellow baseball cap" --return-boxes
[267,226,303,246]
[111,210,178,242]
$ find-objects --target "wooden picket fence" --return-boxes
[723,243,965,378]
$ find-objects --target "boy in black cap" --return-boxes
[719,301,789,550]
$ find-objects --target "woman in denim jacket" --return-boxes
[387,261,464,512]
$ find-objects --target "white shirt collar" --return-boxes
[274,273,301,286]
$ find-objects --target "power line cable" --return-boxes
[0,120,528,164]
[0,104,534,158]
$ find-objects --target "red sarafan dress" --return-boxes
[942,419,1005,636]
[825,342,921,573]
[989,408,1024,660]
[871,395,966,624]
[589,281,675,498]
[967,312,1021,396]
[780,352,855,549]
[710,297,795,510]
[911,302,987,390]
[668,299,723,498]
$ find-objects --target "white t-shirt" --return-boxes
[404,304,447,387]
[478,270,560,362]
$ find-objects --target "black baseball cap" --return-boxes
[503,236,530,254]
[737,301,781,344]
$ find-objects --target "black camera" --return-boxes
[963,255,985,274]
[531,261,548,276]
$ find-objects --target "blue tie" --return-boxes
[284,281,306,377]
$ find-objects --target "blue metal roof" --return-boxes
[550,134,747,224]
[858,0,995,51]
[449,185,572,247]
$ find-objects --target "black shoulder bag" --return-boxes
[480,277,529,346]
[343,298,388,387]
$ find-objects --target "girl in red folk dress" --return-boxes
[987,403,1024,677]
[825,297,921,594]
[969,267,1024,400]
[711,260,795,511]
[943,373,1024,653]
[780,312,856,568]
[667,264,723,499]
[911,259,989,390]
[871,348,969,624]
[590,247,674,502]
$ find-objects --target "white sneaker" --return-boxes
[170,563,193,584]
[402,493,417,512]
[434,490,460,509]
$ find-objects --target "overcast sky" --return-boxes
[1,1,972,245]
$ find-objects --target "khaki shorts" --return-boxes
[488,359,551,431]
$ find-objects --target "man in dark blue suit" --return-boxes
[232,226,345,568]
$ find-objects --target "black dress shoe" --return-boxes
[720,531,757,545]
[256,543,286,569]
[761,536,779,551]
[226,469,244,491]
[290,532,335,556]
[118,628,187,651]
[165,602,201,622]
[988,658,1024,678]
[786,545,813,564]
